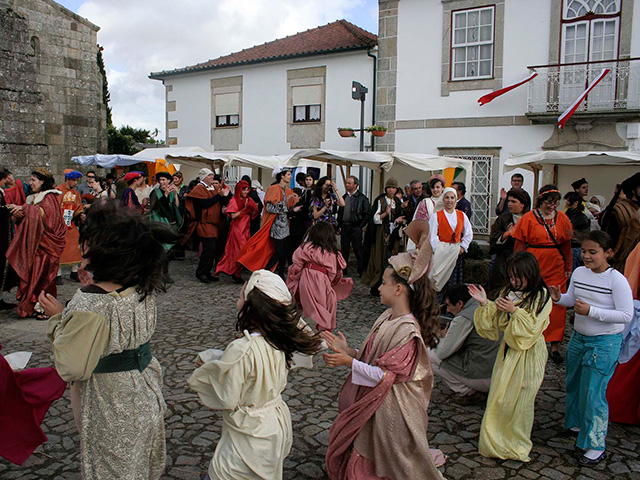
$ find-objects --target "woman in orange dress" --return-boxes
[512,185,573,363]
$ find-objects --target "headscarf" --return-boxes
[442,186,457,198]
[251,179,263,190]
[245,269,292,303]
[234,180,250,209]
[388,219,432,288]
[198,168,213,180]
[64,170,83,181]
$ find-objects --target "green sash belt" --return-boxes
[93,341,152,374]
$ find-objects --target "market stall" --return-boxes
[505,151,640,200]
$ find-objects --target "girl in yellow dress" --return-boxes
[468,251,552,462]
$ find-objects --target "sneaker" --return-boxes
[452,391,487,406]
[551,351,564,364]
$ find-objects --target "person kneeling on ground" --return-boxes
[429,283,501,405]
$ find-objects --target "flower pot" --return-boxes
[371,130,386,137]
[338,130,355,138]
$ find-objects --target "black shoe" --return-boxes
[0,299,16,310]
[55,276,63,285]
[578,451,607,466]
[196,274,211,284]
[231,275,244,284]
[560,428,580,437]
[69,271,79,282]
[551,351,564,364]
[166,276,175,284]
[370,286,380,297]
[206,274,219,282]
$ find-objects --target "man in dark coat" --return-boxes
[337,175,370,275]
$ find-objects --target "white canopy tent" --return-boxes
[505,150,640,199]
[72,154,156,168]
[284,149,474,194]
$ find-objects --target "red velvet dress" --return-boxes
[0,342,67,465]
[215,196,258,277]
[6,191,67,317]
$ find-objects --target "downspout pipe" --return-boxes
[367,47,378,151]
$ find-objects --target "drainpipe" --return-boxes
[367,47,378,151]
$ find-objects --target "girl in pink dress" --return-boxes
[215,180,258,283]
[286,221,353,332]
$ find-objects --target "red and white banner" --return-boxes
[477,72,538,106]
[558,68,610,129]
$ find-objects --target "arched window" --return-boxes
[562,0,621,64]
[30,36,40,56]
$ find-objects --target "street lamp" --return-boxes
[352,81,368,151]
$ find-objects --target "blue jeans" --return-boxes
[565,331,623,450]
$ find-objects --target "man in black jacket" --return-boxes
[337,175,370,275]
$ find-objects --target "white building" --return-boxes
[376,0,640,235]
[150,20,377,190]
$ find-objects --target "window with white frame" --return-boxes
[215,92,240,127]
[292,85,322,123]
[451,6,495,81]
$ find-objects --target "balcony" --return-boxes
[526,58,640,123]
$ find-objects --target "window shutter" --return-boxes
[216,93,240,115]
[292,85,322,106]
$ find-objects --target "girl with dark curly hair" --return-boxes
[286,221,353,332]
[322,219,445,479]
[188,269,322,480]
[469,251,552,462]
[39,200,178,479]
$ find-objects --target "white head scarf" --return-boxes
[244,269,292,304]
[442,187,457,199]
[198,168,214,179]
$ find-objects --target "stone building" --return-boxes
[0,0,106,179]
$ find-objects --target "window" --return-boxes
[215,114,239,127]
[292,85,322,123]
[451,6,495,81]
[214,92,240,127]
[293,105,321,123]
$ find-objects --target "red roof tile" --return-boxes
[150,20,377,78]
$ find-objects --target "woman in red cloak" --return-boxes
[6,168,66,319]
[215,180,258,282]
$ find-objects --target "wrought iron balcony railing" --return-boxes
[526,58,640,117]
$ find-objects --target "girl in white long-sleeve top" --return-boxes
[549,230,634,466]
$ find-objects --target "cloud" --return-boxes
[76,0,373,141]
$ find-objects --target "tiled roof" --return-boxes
[150,20,377,78]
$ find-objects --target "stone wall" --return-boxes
[375,0,399,152]
[0,0,106,180]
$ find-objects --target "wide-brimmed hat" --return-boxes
[388,219,433,285]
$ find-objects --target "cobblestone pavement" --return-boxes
[1,253,639,480]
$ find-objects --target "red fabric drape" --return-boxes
[0,343,67,465]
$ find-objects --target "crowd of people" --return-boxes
[1,164,639,479]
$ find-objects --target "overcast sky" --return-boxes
[56,0,379,141]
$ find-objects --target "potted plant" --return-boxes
[337,127,355,138]
[366,125,387,137]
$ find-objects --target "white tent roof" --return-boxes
[133,146,208,159]
[505,150,640,170]
[72,154,156,168]
[285,149,474,174]
[162,151,285,170]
